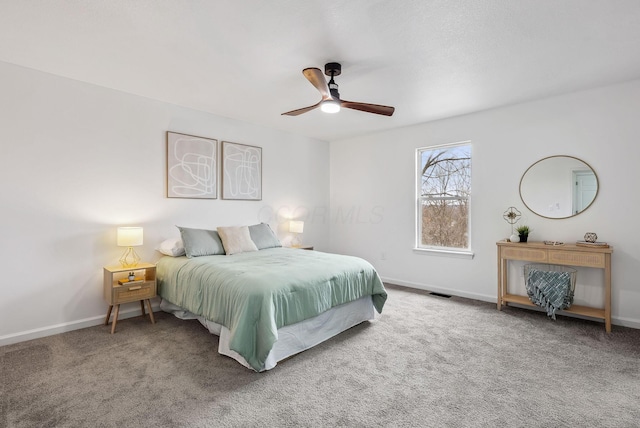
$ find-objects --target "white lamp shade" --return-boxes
[117,227,143,247]
[289,221,304,234]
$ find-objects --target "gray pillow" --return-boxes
[249,223,282,250]
[177,226,226,258]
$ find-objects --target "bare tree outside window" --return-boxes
[417,143,471,250]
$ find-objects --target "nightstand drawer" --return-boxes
[114,282,155,303]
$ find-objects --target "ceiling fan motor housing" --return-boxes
[325,62,341,99]
[324,62,342,77]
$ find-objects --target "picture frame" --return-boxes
[166,131,218,199]
[221,141,262,201]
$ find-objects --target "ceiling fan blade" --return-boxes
[341,100,395,116]
[281,101,321,116]
[303,68,331,99]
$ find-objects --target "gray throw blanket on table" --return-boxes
[525,269,574,319]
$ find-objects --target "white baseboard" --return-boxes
[381,276,496,303]
[610,315,640,330]
[0,302,161,347]
[381,276,640,331]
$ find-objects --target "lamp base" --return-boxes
[119,247,141,268]
[291,234,303,248]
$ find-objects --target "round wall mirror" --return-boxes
[519,155,598,219]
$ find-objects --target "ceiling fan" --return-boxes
[281,62,395,117]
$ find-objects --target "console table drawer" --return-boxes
[501,247,547,262]
[548,251,605,268]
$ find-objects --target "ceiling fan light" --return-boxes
[320,99,341,114]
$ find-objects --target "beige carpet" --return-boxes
[2,284,639,427]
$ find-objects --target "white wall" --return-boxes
[0,61,329,343]
[330,79,640,328]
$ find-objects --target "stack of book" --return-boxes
[575,241,609,248]
[117,277,144,285]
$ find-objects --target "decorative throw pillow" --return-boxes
[156,237,186,257]
[177,226,226,258]
[248,223,282,250]
[217,226,259,255]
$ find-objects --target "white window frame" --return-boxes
[414,141,473,259]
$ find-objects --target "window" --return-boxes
[416,142,471,253]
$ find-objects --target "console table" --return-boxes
[496,241,613,332]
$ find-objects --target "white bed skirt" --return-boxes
[160,296,376,371]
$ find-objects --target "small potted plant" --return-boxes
[516,225,530,243]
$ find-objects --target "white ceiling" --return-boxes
[1,1,640,142]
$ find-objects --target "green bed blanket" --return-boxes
[156,247,387,371]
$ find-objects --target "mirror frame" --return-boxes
[519,155,599,219]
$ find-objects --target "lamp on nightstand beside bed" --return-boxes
[289,221,304,248]
[117,226,143,267]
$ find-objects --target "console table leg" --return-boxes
[497,250,502,310]
[605,254,612,333]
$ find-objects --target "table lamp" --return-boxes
[289,221,304,247]
[117,226,143,267]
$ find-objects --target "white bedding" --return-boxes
[160,296,376,371]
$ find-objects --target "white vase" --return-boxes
[510,234,520,243]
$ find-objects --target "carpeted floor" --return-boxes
[2,284,639,427]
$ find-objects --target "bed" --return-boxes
[156,245,387,371]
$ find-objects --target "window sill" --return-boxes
[412,247,474,260]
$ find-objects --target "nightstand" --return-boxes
[103,263,157,334]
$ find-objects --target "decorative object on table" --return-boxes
[584,232,598,243]
[543,240,564,246]
[166,131,217,199]
[524,264,576,320]
[222,141,262,200]
[515,225,530,243]
[128,272,136,281]
[577,232,609,248]
[117,226,143,267]
[502,206,522,241]
[289,220,304,247]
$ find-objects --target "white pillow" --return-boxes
[156,237,186,257]
[217,226,259,255]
